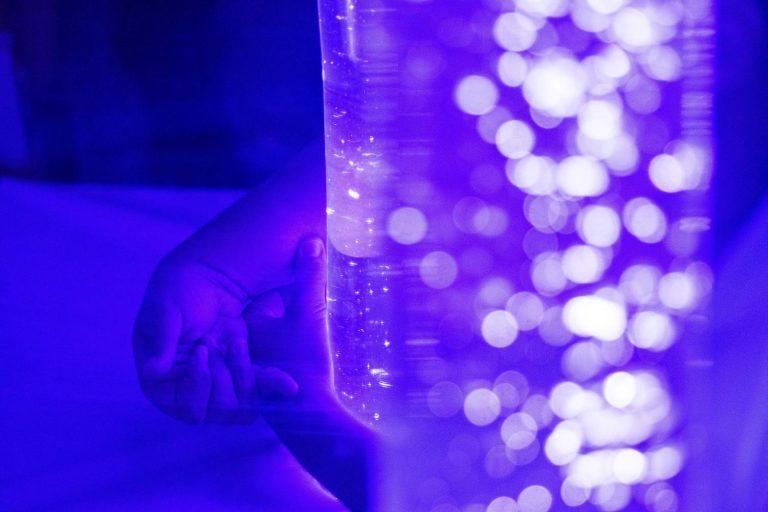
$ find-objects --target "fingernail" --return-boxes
[300,238,323,258]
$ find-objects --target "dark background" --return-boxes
[0,0,323,188]
[0,0,765,247]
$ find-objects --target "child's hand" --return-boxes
[244,238,375,512]
[133,256,298,424]
[243,237,335,406]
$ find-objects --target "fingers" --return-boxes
[207,346,240,422]
[255,366,300,399]
[227,331,256,404]
[291,237,328,325]
[244,292,302,400]
[176,344,211,423]
[243,290,286,338]
[245,290,286,320]
[133,294,183,381]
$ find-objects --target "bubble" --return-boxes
[557,156,609,197]
[494,12,538,52]
[481,207,510,237]
[666,219,704,257]
[612,7,657,49]
[603,371,637,409]
[648,154,688,193]
[671,141,710,189]
[454,196,488,234]
[625,77,662,118]
[613,449,648,484]
[523,229,559,259]
[387,206,428,245]
[485,445,516,479]
[477,107,513,144]
[648,445,684,481]
[487,496,518,512]
[494,370,530,409]
[523,56,588,118]
[642,45,682,81]
[628,310,676,351]
[601,338,634,367]
[572,1,612,32]
[587,0,628,15]
[482,310,520,348]
[545,421,583,465]
[501,412,539,450]
[562,245,607,284]
[531,253,567,296]
[456,75,499,115]
[562,341,604,381]
[428,381,464,418]
[517,485,553,512]
[508,438,541,466]
[529,108,563,129]
[507,156,558,196]
[496,120,536,159]
[645,483,679,512]
[597,44,631,78]
[405,42,445,84]
[498,52,529,87]
[420,251,459,289]
[578,100,623,140]
[524,196,571,233]
[506,292,545,331]
[478,277,514,307]
[563,295,627,341]
[658,272,697,310]
[592,483,631,511]
[516,0,569,17]
[576,130,615,160]
[561,476,590,506]
[568,451,615,488]
[577,205,621,247]
[620,264,661,305]
[523,394,554,427]
[464,388,502,426]
[538,306,573,346]
[550,381,599,419]
[605,133,639,175]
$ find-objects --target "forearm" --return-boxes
[169,141,326,296]
[263,390,377,512]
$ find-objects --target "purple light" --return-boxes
[320,0,713,510]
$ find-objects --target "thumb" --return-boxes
[290,237,327,325]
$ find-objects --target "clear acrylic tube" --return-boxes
[319,1,714,510]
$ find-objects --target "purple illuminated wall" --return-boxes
[320,0,714,511]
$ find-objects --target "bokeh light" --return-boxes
[325,0,712,508]
[456,75,500,115]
